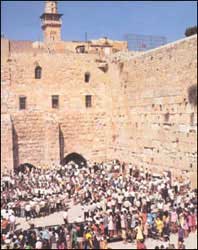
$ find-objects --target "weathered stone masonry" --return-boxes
[1,52,112,170]
[108,35,197,186]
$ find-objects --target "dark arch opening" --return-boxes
[15,163,36,174]
[60,153,87,168]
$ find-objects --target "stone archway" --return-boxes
[15,163,36,174]
[60,152,87,168]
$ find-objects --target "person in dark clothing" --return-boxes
[84,239,92,250]
[93,235,100,249]
[163,222,170,238]
[60,230,66,245]
[27,231,36,249]
[76,223,84,249]
[42,239,50,249]
[122,162,126,173]
[146,201,151,213]
[129,165,133,176]
[79,224,84,237]
[115,213,121,236]
[178,226,184,244]
[174,185,178,194]
[162,184,169,202]
[93,164,99,173]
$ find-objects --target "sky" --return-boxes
[1,1,197,44]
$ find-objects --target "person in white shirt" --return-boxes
[107,199,112,210]
[35,238,42,249]
[157,200,164,211]
[9,214,16,232]
[108,213,114,237]
[25,203,31,221]
[124,189,129,199]
[118,194,123,210]
[100,198,106,212]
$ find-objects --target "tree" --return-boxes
[185,26,197,37]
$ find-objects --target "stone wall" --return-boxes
[1,114,14,174]
[59,111,108,162]
[1,35,197,187]
[110,35,197,186]
[4,52,112,112]
[10,112,60,168]
[1,38,10,63]
[1,51,112,170]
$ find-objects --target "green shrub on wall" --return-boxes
[188,84,197,106]
[185,26,197,37]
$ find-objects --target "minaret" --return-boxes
[40,1,63,43]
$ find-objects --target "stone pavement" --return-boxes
[15,202,84,230]
[15,202,197,249]
[108,232,197,249]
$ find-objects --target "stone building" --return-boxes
[1,1,197,187]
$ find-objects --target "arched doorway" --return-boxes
[60,152,87,168]
[15,163,36,174]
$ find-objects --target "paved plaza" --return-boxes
[108,233,197,249]
[15,202,197,249]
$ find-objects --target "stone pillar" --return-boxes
[44,115,60,167]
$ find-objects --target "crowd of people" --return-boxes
[1,160,197,249]
[1,165,72,221]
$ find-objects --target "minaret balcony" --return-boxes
[41,19,62,26]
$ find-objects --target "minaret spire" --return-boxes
[45,1,58,13]
[40,1,63,43]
